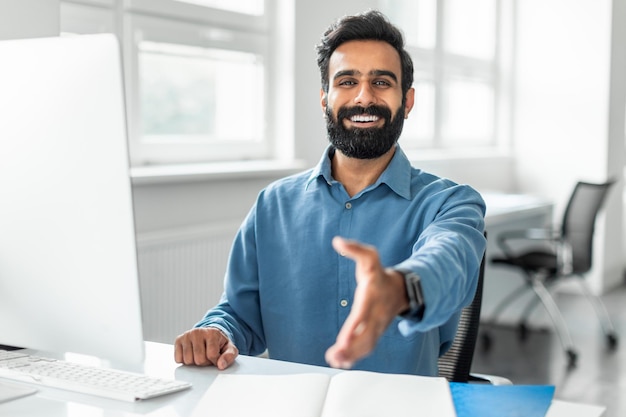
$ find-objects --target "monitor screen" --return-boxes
[0,34,144,368]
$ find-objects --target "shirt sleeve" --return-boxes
[193,204,267,357]
[394,183,486,336]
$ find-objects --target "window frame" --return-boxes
[123,11,271,165]
[60,0,275,166]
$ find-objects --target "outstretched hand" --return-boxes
[325,236,410,369]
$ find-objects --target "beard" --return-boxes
[325,103,405,159]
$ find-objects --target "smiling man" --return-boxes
[175,10,486,377]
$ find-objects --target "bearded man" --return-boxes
[175,10,486,377]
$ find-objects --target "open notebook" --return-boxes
[192,371,456,417]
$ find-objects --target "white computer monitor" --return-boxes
[0,34,145,368]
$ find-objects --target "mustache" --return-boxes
[336,105,392,122]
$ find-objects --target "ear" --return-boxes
[320,89,327,112]
[403,87,415,119]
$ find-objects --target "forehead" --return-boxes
[328,40,402,81]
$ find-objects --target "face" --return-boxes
[321,40,414,159]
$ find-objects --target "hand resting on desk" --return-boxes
[174,327,239,370]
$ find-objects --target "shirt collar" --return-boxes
[306,145,412,200]
[305,146,334,188]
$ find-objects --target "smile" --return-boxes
[349,114,380,123]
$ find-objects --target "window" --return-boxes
[60,0,273,166]
[138,42,264,143]
[379,0,512,151]
[172,0,263,15]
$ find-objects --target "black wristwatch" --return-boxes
[396,269,425,320]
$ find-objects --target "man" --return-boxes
[175,10,486,376]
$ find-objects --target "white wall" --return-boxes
[0,0,59,40]
[513,0,626,293]
[132,176,280,234]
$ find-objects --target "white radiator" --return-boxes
[136,222,239,344]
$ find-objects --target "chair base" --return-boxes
[480,271,619,368]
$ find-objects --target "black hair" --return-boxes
[315,10,414,97]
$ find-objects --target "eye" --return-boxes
[338,79,357,87]
[373,79,392,87]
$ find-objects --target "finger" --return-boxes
[216,343,239,370]
[326,323,377,369]
[326,311,360,368]
[333,237,381,282]
[205,333,231,367]
[328,296,393,369]
[174,336,184,364]
[326,311,372,369]
[336,305,370,345]
[183,335,202,365]
[175,332,204,366]
[339,318,376,352]
[325,343,351,369]
[204,336,221,366]
[176,329,222,366]
[332,236,375,263]
[190,333,212,366]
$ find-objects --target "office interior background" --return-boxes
[1,0,625,404]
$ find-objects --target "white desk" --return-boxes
[0,342,338,417]
[0,342,604,417]
[482,192,553,229]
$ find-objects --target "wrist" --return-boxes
[395,268,425,320]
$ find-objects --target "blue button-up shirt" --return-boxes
[196,145,486,376]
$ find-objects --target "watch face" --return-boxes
[398,269,425,320]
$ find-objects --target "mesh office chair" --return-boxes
[482,180,618,368]
[439,235,510,384]
[438,251,485,382]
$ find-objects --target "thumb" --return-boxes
[332,236,356,258]
[332,236,376,264]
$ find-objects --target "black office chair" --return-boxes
[438,251,485,382]
[482,180,618,368]
[438,236,510,384]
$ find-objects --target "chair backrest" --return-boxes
[437,246,486,383]
[560,180,614,274]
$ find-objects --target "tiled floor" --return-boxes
[472,283,626,417]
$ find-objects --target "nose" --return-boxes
[353,83,377,107]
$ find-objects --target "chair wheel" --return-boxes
[607,332,618,350]
[481,333,492,352]
[566,349,577,369]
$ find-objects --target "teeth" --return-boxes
[350,114,379,123]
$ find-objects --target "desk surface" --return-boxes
[482,191,553,227]
[0,342,340,417]
[0,342,604,417]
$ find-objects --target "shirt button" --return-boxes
[340,299,349,307]
[345,202,352,209]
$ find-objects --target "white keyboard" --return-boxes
[0,349,192,402]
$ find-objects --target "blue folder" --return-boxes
[450,382,555,417]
